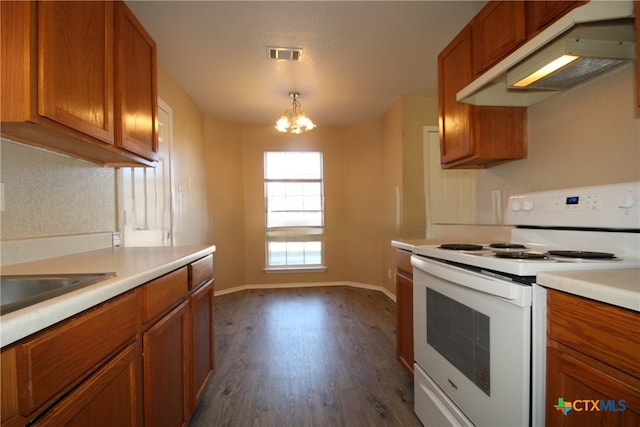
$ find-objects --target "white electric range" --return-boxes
[411,181,640,427]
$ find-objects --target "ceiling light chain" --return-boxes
[275,91,316,134]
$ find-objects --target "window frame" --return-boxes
[263,151,326,272]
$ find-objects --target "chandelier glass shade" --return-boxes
[275,91,316,134]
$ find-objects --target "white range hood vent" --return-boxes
[457,0,636,107]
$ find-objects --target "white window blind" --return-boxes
[264,151,324,269]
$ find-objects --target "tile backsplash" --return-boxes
[0,139,116,240]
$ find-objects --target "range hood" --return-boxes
[457,0,636,107]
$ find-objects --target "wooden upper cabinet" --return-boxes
[471,1,526,77]
[115,1,158,162]
[525,1,588,38]
[0,0,156,167]
[438,26,527,168]
[471,1,586,76]
[438,27,474,164]
[38,1,114,144]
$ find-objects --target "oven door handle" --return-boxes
[412,255,528,303]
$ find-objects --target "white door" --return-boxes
[118,98,174,247]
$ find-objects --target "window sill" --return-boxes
[264,265,328,274]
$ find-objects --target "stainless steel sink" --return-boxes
[0,273,117,315]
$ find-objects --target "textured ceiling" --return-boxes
[126,1,486,127]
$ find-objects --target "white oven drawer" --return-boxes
[414,363,473,427]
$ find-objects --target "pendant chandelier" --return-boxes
[275,91,316,134]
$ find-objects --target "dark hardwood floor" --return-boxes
[189,286,421,427]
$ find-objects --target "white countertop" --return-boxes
[391,226,512,252]
[0,245,216,347]
[537,268,640,312]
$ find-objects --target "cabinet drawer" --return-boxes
[189,254,213,290]
[140,266,188,324]
[35,341,143,426]
[15,291,138,415]
[396,249,413,277]
[547,289,640,378]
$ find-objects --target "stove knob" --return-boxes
[522,201,535,211]
[618,194,637,209]
[510,201,522,211]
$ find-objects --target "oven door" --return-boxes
[412,255,532,427]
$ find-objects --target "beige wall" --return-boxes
[157,64,210,245]
[475,63,640,223]
[203,114,418,294]
[402,95,439,236]
[202,95,433,294]
[242,126,349,285]
[378,96,439,293]
[202,117,245,290]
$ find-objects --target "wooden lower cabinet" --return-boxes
[546,289,640,427]
[395,249,414,378]
[396,272,413,377]
[34,341,143,426]
[189,279,215,412]
[0,254,215,427]
[141,256,215,427]
[0,291,139,426]
[143,300,190,427]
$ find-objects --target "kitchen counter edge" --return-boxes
[0,245,216,348]
[537,268,640,312]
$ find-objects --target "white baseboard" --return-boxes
[214,281,396,303]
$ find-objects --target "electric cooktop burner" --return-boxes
[489,243,527,250]
[439,244,484,251]
[547,250,616,259]
[495,252,549,260]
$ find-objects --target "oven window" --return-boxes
[427,288,491,396]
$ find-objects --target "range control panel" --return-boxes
[548,193,602,211]
[505,182,640,228]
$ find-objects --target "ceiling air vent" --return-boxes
[268,47,303,61]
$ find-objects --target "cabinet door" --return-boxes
[546,345,640,427]
[34,342,143,427]
[395,273,413,378]
[525,1,587,37]
[438,26,474,165]
[143,301,189,427]
[38,1,114,143]
[15,292,138,416]
[189,279,215,412]
[114,1,158,161]
[471,1,526,76]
